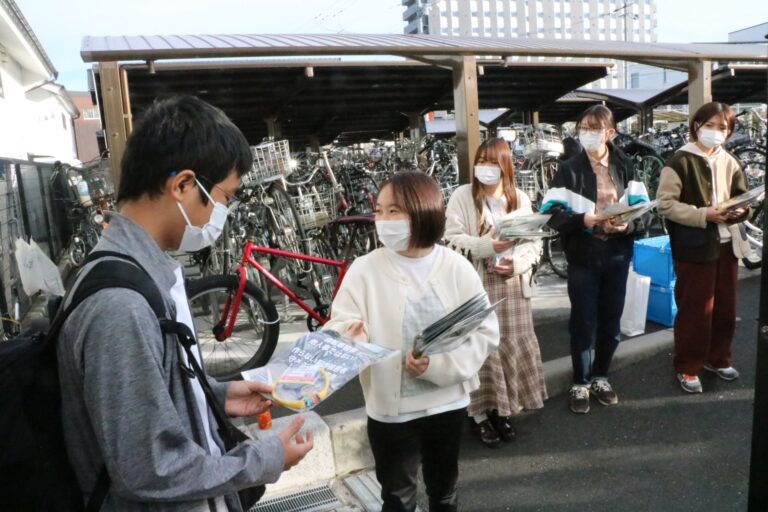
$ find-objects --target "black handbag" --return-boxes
[161,321,267,510]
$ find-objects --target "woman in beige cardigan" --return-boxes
[445,137,547,447]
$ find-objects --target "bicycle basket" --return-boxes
[245,140,293,185]
[522,125,564,158]
[291,186,339,231]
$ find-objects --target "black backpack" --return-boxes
[0,251,264,511]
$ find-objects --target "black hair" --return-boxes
[117,95,252,203]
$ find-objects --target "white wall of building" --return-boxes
[404,0,658,89]
[0,54,76,161]
[728,22,768,42]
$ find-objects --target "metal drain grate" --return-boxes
[248,484,342,512]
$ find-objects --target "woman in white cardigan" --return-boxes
[324,172,499,512]
[444,137,547,447]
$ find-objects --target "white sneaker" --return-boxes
[703,364,740,381]
[677,373,703,393]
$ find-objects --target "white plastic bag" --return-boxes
[620,269,650,337]
[14,238,66,297]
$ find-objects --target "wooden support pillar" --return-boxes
[687,60,712,118]
[98,61,129,189]
[452,55,481,185]
[532,111,540,125]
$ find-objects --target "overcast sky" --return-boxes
[13,0,768,91]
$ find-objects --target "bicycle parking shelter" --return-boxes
[80,34,767,185]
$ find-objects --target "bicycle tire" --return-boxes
[267,181,312,280]
[186,274,279,380]
[733,146,766,189]
[635,154,665,200]
[544,235,568,279]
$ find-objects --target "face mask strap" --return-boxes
[194,178,217,204]
[176,202,194,227]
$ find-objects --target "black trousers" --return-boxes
[367,407,465,512]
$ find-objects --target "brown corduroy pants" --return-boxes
[672,243,739,375]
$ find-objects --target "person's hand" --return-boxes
[725,207,747,221]
[406,350,430,377]
[491,255,515,277]
[344,321,368,343]
[224,381,273,417]
[278,416,314,470]
[602,221,629,234]
[492,239,516,254]
[705,207,727,224]
[584,213,607,229]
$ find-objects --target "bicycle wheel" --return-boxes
[743,202,764,270]
[544,235,568,279]
[533,156,560,208]
[734,146,766,190]
[635,154,664,200]
[186,274,279,380]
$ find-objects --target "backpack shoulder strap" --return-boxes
[48,256,168,340]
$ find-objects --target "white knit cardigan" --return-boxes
[444,184,543,298]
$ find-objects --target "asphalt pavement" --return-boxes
[445,273,761,512]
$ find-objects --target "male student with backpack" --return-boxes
[53,95,313,510]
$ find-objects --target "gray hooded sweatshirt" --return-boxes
[57,212,284,511]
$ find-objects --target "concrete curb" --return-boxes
[257,327,676,494]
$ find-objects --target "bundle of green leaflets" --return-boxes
[495,214,552,241]
[412,293,503,358]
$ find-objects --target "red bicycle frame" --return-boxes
[214,240,349,340]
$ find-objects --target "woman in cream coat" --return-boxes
[445,137,547,447]
[325,171,499,512]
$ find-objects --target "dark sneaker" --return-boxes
[472,419,501,447]
[590,378,619,406]
[489,410,516,442]
[569,385,590,414]
[677,373,703,393]
[703,364,740,381]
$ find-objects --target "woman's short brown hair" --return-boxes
[379,171,445,249]
[576,104,616,130]
[689,102,736,142]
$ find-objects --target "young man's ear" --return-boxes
[168,170,196,202]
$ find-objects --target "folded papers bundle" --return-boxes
[717,185,765,213]
[413,292,503,358]
[602,200,658,225]
[495,214,553,240]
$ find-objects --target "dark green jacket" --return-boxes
[657,144,749,263]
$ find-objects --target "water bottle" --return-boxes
[77,180,92,207]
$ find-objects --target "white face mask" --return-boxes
[177,179,229,252]
[375,219,411,252]
[579,130,606,152]
[474,164,502,185]
[698,128,727,149]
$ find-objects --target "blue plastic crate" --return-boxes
[647,283,677,327]
[634,235,676,287]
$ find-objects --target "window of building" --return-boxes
[453,10,459,16]
[473,27,480,33]
[538,27,544,33]
[538,12,543,17]
[83,107,100,120]
[600,28,606,33]
[631,73,640,88]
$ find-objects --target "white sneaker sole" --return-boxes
[703,365,739,381]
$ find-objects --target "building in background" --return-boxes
[402,0,658,88]
[729,22,768,42]
[0,0,78,163]
[69,91,101,163]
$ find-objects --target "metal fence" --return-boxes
[0,158,73,332]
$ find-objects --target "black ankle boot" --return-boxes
[489,410,516,442]
[472,418,501,447]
